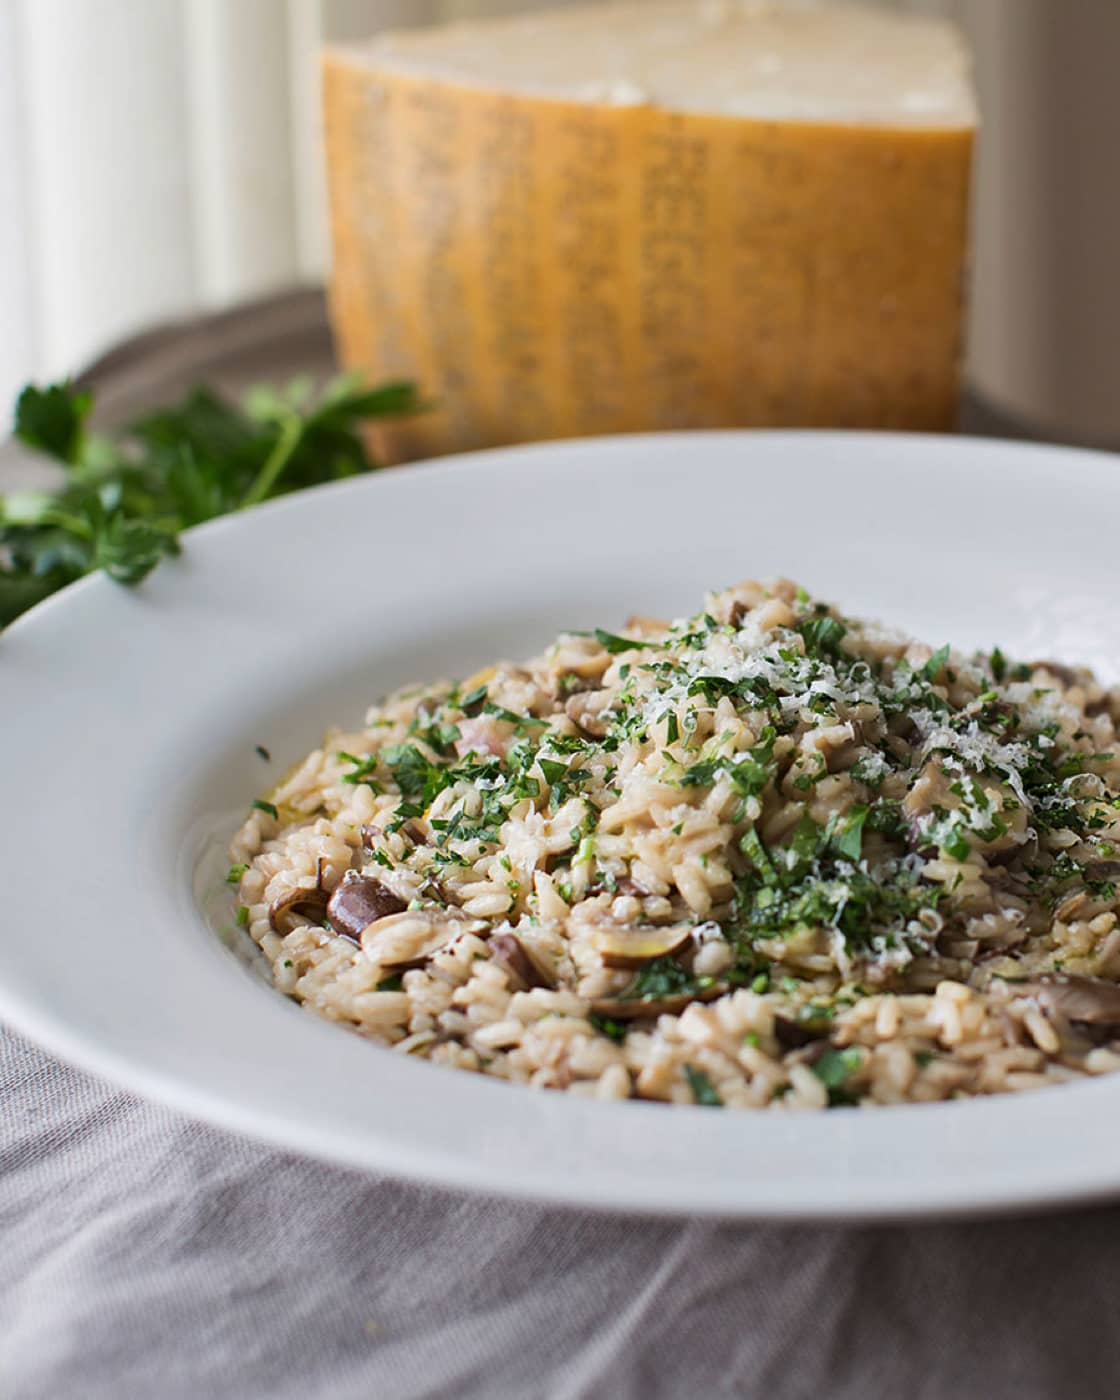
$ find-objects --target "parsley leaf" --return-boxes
[383,743,453,809]
[590,1015,628,1044]
[593,627,660,655]
[810,1047,864,1105]
[684,1065,723,1106]
[627,955,695,1000]
[2,375,424,629]
[798,615,847,657]
[923,644,951,680]
[15,382,93,463]
[834,804,870,862]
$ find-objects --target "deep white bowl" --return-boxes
[4,430,1120,1219]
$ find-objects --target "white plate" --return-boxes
[4,430,1120,1221]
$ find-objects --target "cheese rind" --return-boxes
[324,1,975,460]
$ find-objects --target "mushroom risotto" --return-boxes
[229,579,1120,1109]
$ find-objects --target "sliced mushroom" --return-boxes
[623,614,669,637]
[1055,891,1089,923]
[613,875,651,898]
[825,723,866,774]
[362,908,488,969]
[400,819,429,847]
[986,834,1038,870]
[564,690,613,738]
[1084,861,1120,885]
[360,823,382,851]
[784,1037,835,1067]
[901,761,955,825]
[1030,974,1120,1026]
[554,646,611,684]
[268,884,329,935]
[1030,660,1087,689]
[590,924,693,970]
[774,1015,830,1049]
[552,674,586,700]
[326,874,408,944]
[488,932,555,990]
[589,982,730,1020]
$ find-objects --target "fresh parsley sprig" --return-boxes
[1,374,425,628]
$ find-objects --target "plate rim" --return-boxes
[5,426,1120,1222]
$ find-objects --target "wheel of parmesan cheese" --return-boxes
[324,0,976,461]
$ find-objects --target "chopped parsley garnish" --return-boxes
[251,800,278,820]
[798,615,847,657]
[338,750,381,788]
[811,1047,864,1105]
[923,644,951,680]
[627,955,696,1000]
[590,1015,628,1044]
[593,627,661,655]
[226,863,248,885]
[385,745,459,814]
[458,684,488,712]
[834,804,870,862]
[684,1066,723,1107]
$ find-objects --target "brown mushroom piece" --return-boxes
[564,690,612,738]
[1030,975,1120,1026]
[901,760,956,830]
[614,875,651,898]
[774,1015,831,1049]
[1030,660,1087,689]
[488,933,555,991]
[400,819,429,847]
[363,909,488,969]
[623,614,669,637]
[326,874,408,944]
[1084,861,1120,886]
[268,885,330,935]
[589,982,730,1020]
[986,834,1038,870]
[784,1038,835,1068]
[823,721,866,774]
[590,924,694,970]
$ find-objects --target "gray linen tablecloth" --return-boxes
[4,294,1119,1400]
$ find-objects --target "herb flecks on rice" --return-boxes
[230,579,1120,1109]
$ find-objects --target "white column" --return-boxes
[0,0,38,416]
[183,0,302,307]
[17,0,197,377]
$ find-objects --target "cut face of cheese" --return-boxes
[324,0,976,461]
[360,1,976,126]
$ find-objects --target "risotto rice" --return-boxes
[229,579,1120,1109]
